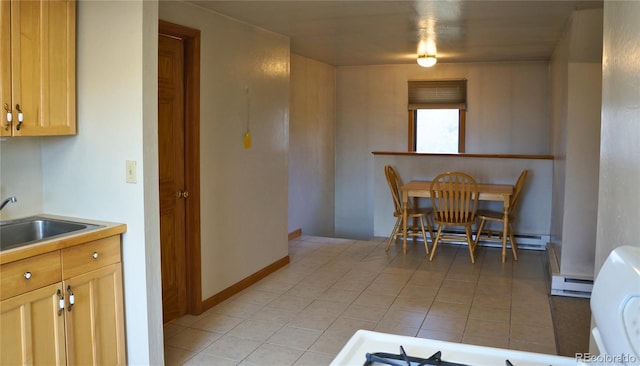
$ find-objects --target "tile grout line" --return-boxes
[164,238,557,365]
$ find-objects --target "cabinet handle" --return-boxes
[177,191,189,199]
[92,251,99,259]
[67,285,75,312]
[24,272,32,280]
[15,104,23,131]
[57,289,65,316]
[3,103,11,130]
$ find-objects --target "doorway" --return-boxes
[158,20,202,323]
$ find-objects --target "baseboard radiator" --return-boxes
[414,228,549,251]
[547,244,594,298]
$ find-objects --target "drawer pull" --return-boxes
[3,103,11,130]
[57,289,65,316]
[92,252,99,259]
[24,272,32,280]
[67,285,75,312]
[15,104,23,131]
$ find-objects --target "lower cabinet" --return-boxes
[64,263,125,365]
[0,235,126,365]
[0,283,68,365]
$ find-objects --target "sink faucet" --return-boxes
[0,196,17,211]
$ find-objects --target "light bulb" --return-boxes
[417,54,437,67]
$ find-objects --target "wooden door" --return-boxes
[10,0,75,136]
[64,264,126,366]
[158,33,188,323]
[0,283,67,366]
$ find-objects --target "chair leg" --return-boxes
[386,216,402,251]
[508,223,518,260]
[474,218,486,247]
[419,216,429,254]
[411,217,419,241]
[465,226,475,264]
[426,215,435,244]
[429,225,444,261]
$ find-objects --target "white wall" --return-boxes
[289,54,336,237]
[159,2,290,300]
[0,138,43,219]
[549,24,570,255]
[40,1,162,364]
[590,1,640,352]
[335,62,550,239]
[595,1,640,273]
[560,63,601,277]
[549,9,603,279]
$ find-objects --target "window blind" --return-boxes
[408,79,467,110]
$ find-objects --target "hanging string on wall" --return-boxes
[243,86,252,149]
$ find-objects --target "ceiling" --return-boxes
[188,0,603,66]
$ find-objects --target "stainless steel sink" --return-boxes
[0,216,103,251]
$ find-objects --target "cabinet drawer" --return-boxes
[0,251,62,300]
[62,236,121,279]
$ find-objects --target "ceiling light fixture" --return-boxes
[417,54,437,67]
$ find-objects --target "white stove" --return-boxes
[590,246,640,365]
[330,330,581,365]
[331,246,640,366]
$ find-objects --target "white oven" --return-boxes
[330,246,640,366]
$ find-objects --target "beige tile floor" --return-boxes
[164,236,557,365]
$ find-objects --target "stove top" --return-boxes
[330,330,582,366]
[364,346,514,366]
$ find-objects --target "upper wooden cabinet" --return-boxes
[0,0,76,137]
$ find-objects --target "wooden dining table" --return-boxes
[400,180,514,262]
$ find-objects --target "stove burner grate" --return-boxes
[364,346,514,366]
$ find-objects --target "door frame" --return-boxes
[158,20,202,314]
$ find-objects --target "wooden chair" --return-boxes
[384,165,433,254]
[429,171,479,263]
[474,170,528,261]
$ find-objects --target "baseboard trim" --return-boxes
[547,243,593,298]
[200,255,290,312]
[288,228,302,240]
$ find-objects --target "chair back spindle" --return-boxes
[430,172,478,224]
[508,169,528,218]
[385,165,403,214]
[428,171,479,263]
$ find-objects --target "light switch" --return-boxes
[126,160,137,183]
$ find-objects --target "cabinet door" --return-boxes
[0,0,10,137]
[64,263,126,365]
[0,282,67,366]
[11,0,76,136]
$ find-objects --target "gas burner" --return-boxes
[364,346,514,366]
[334,330,579,366]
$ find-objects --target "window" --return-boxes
[407,80,467,153]
[415,109,463,153]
